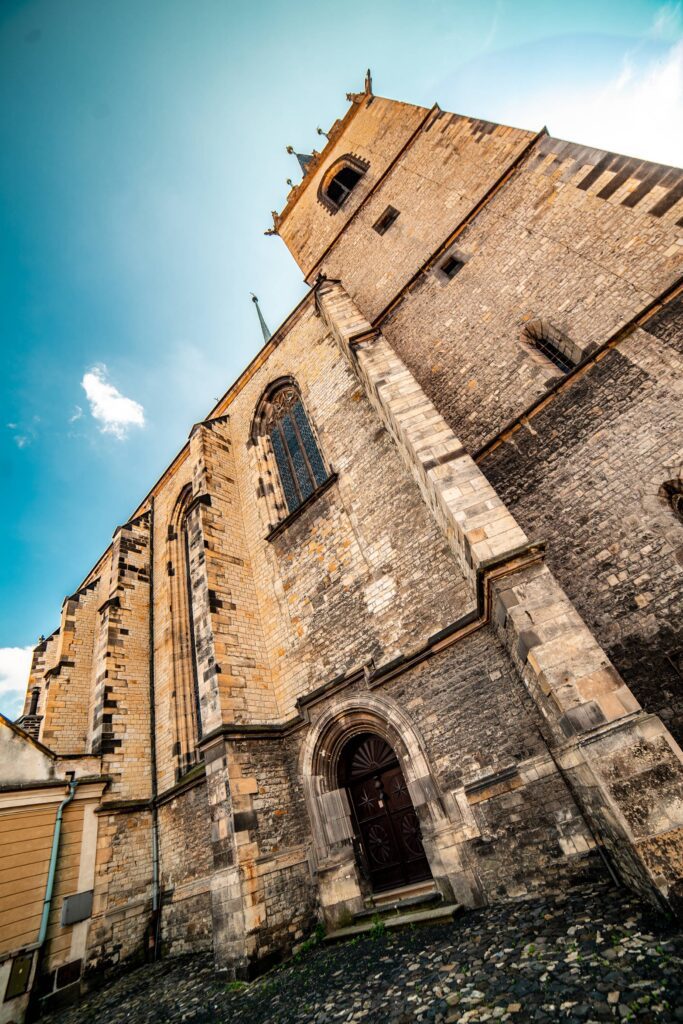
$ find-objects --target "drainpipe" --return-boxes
[148,497,161,958]
[37,775,79,948]
[24,774,79,1018]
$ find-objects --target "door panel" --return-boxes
[345,736,432,893]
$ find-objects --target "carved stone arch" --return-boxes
[167,483,202,775]
[628,460,683,566]
[317,153,369,214]
[170,482,193,530]
[659,476,683,523]
[301,692,438,801]
[251,375,301,441]
[300,692,482,920]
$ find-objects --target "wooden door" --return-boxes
[343,735,432,893]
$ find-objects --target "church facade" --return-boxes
[2,75,683,1020]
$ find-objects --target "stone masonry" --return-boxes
[3,75,682,1020]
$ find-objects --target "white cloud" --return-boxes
[585,38,683,165]
[81,364,145,440]
[7,422,35,449]
[0,646,33,721]
[69,405,83,423]
[651,3,682,39]
[509,34,683,168]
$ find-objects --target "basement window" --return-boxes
[660,479,683,523]
[521,318,582,375]
[531,336,576,374]
[440,255,464,280]
[373,206,400,235]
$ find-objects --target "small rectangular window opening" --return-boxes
[534,337,576,374]
[441,255,464,280]
[373,206,400,235]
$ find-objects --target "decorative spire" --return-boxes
[250,293,271,343]
[286,145,313,175]
[347,69,373,103]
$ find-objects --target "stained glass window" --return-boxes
[266,387,327,514]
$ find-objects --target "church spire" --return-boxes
[250,293,271,343]
[286,145,313,175]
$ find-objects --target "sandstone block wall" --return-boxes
[482,299,683,743]
[285,628,601,905]
[157,780,214,956]
[225,300,470,719]
[278,94,429,276]
[10,86,683,996]
[314,112,536,321]
[379,135,682,455]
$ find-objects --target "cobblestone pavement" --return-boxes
[42,881,683,1024]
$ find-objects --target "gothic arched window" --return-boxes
[168,485,202,775]
[252,379,329,523]
[266,386,328,512]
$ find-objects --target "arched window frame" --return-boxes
[251,377,331,530]
[317,154,369,214]
[659,478,683,524]
[168,484,202,776]
[520,318,584,376]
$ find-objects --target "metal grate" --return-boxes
[532,336,576,374]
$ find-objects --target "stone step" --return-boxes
[354,889,443,920]
[324,903,461,943]
[364,879,437,909]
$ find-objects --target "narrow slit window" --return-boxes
[373,206,400,235]
[441,255,464,280]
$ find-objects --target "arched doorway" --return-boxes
[339,733,432,893]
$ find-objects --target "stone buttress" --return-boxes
[315,277,683,912]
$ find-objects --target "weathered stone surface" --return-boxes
[3,81,682,1019]
[40,882,683,1024]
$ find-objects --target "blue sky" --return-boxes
[1,0,682,718]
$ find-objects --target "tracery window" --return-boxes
[252,379,330,528]
[266,386,328,513]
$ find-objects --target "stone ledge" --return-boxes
[265,473,339,542]
[325,903,461,943]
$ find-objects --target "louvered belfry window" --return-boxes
[266,386,327,513]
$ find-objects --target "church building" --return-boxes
[2,73,683,1021]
